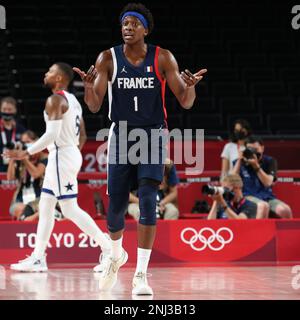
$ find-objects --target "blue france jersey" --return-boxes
[108,44,167,127]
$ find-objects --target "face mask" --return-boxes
[234,130,247,141]
[1,112,16,121]
[25,143,34,149]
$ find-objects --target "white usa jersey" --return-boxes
[41,90,83,200]
[44,90,82,152]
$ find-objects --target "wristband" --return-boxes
[255,166,261,173]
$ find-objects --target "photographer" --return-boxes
[128,158,179,220]
[7,130,47,221]
[207,174,257,219]
[221,119,252,178]
[232,136,292,219]
[0,97,26,172]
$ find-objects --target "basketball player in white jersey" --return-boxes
[3,63,111,272]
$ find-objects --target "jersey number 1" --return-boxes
[134,96,138,112]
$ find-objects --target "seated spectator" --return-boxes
[207,174,257,219]
[0,96,26,172]
[6,130,47,221]
[232,136,292,219]
[221,119,252,178]
[128,158,179,220]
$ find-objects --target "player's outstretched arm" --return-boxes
[73,50,111,113]
[2,95,66,160]
[160,49,207,109]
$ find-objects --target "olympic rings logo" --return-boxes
[180,227,234,251]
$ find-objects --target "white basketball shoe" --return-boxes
[10,254,48,272]
[99,249,128,291]
[93,233,111,273]
[93,252,111,273]
[132,272,153,296]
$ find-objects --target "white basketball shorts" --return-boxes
[42,145,82,200]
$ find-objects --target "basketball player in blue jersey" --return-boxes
[73,3,207,295]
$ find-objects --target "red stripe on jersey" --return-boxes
[55,90,65,96]
[54,90,68,103]
[154,46,167,120]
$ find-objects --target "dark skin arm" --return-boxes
[78,118,87,150]
[73,50,112,113]
[74,48,206,111]
[159,49,207,109]
[3,95,67,160]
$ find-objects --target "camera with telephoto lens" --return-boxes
[202,185,235,201]
[5,141,27,150]
[243,147,258,160]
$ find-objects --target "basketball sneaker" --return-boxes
[93,233,111,272]
[93,252,111,273]
[99,249,128,291]
[10,254,48,272]
[132,272,153,296]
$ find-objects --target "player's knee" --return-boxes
[138,178,159,226]
[107,193,128,233]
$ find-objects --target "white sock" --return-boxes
[59,198,111,253]
[111,237,123,261]
[33,194,57,259]
[135,248,152,275]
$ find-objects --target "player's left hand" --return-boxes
[180,68,207,87]
[2,149,28,161]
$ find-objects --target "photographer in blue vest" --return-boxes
[232,136,292,219]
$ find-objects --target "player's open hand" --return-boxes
[73,65,98,88]
[180,68,207,88]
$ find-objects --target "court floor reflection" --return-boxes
[0,265,300,300]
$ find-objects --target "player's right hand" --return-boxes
[73,65,98,88]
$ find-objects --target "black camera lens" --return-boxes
[202,185,215,195]
[5,142,16,150]
[5,141,27,150]
[243,147,256,160]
